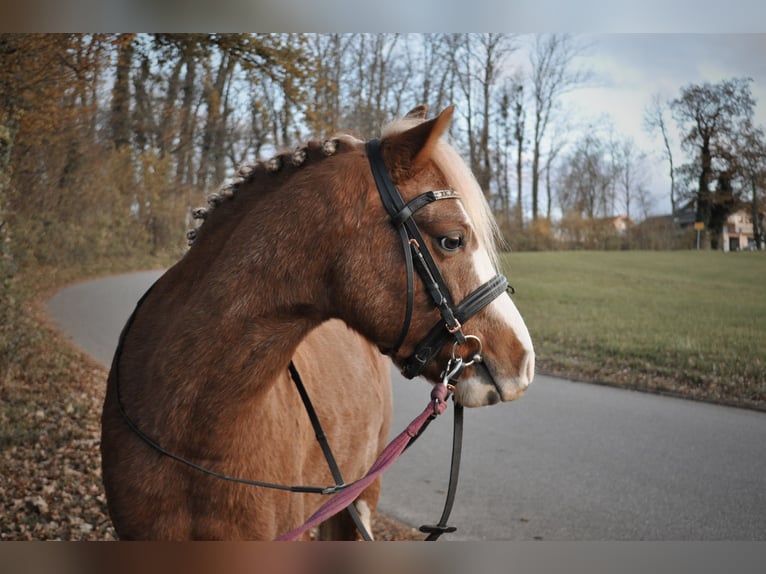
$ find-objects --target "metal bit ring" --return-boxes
[451,334,483,367]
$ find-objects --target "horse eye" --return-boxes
[438,235,464,252]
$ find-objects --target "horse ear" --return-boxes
[405,104,428,119]
[383,105,454,180]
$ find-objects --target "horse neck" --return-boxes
[155,175,345,407]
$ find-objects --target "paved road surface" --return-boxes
[48,271,766,540]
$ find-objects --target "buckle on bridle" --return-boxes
[446,319,463,334]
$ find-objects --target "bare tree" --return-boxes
[511,79,525,224]
[541,112,572,222]
[614,136,649,220]
[643,93,677,215]
[557,130,614,219]
[340,34,404,137]
[448,34,517,200]
[495,87,512,217]
[131,47,158,153]
[303,33,348,135]
[413,34,455,115]
[528,33,587,221]
[197,47,236,190]
[110,34,136,150]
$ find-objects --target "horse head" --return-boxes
[332,106,534,407]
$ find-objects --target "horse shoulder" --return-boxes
[294,320,392,466]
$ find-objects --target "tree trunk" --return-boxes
[752,180,764,250]
[157,57,183,157]
[110,33,135,150]
[696,137,714,247]
[477,49,492,198]
[662,125,676,216]
[176,46,198,187]
[531,137,540,220]
[515,136,523,225]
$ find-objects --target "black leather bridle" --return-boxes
[365,139,510,378]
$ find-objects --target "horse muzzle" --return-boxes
[451,345,535,407]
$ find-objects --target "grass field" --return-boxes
[500,250,766,409]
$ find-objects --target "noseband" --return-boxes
[366,139,509,378]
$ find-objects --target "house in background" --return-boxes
[722,209,763,251]
[555,212,633,248]
[669,200,764,251]
[672,202,697,230]
[608,214,631,234]
[633,203,764,251]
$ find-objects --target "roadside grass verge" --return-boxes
[502,250,766,410]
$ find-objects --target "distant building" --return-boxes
[672,202,697,230]
[606,214,631,234]
[669,200,764,251]
[555,212,633,248]
[722,209,763,251]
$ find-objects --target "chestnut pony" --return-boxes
[100,105,534,540]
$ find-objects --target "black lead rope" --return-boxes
[292,358,464,542]
[288,361,373,541]
[420,399,464,540]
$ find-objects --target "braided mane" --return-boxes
[186,136,356,246]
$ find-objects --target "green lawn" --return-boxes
[500,250,766,409]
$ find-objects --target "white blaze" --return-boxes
[472,246,534,359]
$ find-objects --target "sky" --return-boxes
[545,34,766,215]
[4,1,766,33]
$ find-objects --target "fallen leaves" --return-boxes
[0,353,117,541]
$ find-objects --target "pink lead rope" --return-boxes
[275,383,451,541]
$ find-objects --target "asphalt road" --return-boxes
[48,270,766,540]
